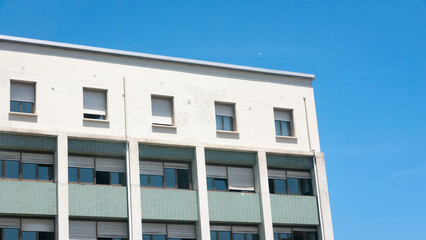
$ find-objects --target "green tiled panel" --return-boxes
[208,192,261,223]
[0,180,56,215]
[0,133,56,151]
[205,149,257,165]
[68,139,126,157]
[139,144,194,161]
[69,184,127,218]
[141,188,198,221]
[267,154,313,169]
[270,195,319,225]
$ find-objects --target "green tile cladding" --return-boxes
[0,180,56,215]
[266,154,313,169]
[139,144,194,161]
[69,184,127,218]
[141,188,198,221]
[68,139,126,157]
[205,149,257,165]
[0,133,56,151]
[208,191,261,223]
[270,195,319,225]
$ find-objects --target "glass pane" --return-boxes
[4,161,19,179]
[150,175,163,187]
[142,235,150,240]
[177,169,189,189]
[140,174,148,186]
[210,231,217,240]
[119,172,127,186]
[22,232,36,240]
[0,160,2,178]
[280,233,292,240]
[4,229,19,240]
[80,168,94,183]
[301,178,313,195]
[252,234,259,240]
[38,165,53,181]
[165,168,177,188]
[233,233,244,240]
[22,163,36,180]
[275,120,282,135]
[214,178,227,191]
[218,231,231,240]
[216,115,223,130]
[10,101,20,112]
[274,233,279,240]
[223,116,234,131]
[96,171,111,185]
[307,232,317,240]
[84,113,105,120]
[207,177,214,190]
[269,178,275,193]
[21,102,33,113]
[152,235,166,240]
[281,121,292,136]
[293,232,304,240]
[111,172,119,185]
[68,167,78,182]
[274,179,287,194]
[39,232,55,240]
[288,178,300,195]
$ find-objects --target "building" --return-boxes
[0,35,334,240]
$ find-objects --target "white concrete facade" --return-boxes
[0,36,333,240]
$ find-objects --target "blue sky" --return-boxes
[0,0,425,239]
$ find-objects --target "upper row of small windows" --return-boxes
[9,81,295,137]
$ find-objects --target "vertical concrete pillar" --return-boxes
[194,146,210,240]
[254,151,274,240]
[55,134,69,240]
[315,153,334,240]
[128,138,142,240]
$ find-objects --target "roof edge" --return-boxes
[0,35,315,80]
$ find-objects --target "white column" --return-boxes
[255,151,274,240]
[194,146,211,240]
[55,134,69,240]
[314,152,334,240]
[128,138,142,240]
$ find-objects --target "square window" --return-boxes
[22,163,36,180]
[22,232,36,240]
[4,229,19,240]
[274,109,294,136]
[140,174,149,186]
[274,179,287,194]
[215,103,235,131]
[150,175,163,187]
[96,171,111,185]
[83,88,107,120]
[38,164,53,181]
[10,81,35,113]
[151,96,173,126]
[214,178,228,191]
[79,168,94,183]
[4,160,19,179]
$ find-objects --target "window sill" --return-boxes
[9,111,37,117]
[216,130,239,134]
[152,124,177,129]
[276,135,297,140]
[83,118,110,123]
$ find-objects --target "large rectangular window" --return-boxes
[69,220,128,240]
[10,81,35,114]
[0,151,54,181]
[140,160,191,189]
[151,96,174,126]
[83,88,107,120]
[210,226,259,240]
[274,227,318,240]
[274,108,294,137]
[215,102,236,131]
[68,156,126,186]
[142,223,196,240]
[0,218,55,240]
[268,169,313,196]
[206,165,255,192]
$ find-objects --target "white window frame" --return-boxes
[215,101,237,132]
[151,94,175,127]
[273,107,295,137]
[10,80,36,114]
[83,87,108,120]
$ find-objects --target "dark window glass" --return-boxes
[39,232,54,240]
[275,120,281,136]
[210,231,217,240]
[274,179,287,194]
[4,161,19,179]
[307,232,317,240]
[223,116,234,131]
[269,179,275,193]
[274,233,279,240]
[38,165,53,181]
[0,227,2,240]
[4,228,19,240]
[280,233,292,240]
[10,101,20,112]
[214,178,227,191]
[110,172,126,186]
[281,121,292,136]
[207,177,214,190]
[142,235,150,240]
[247,234,259,240]
[218,231,231,240]
[293,232,304,240]
[96,171,111,185]
[68,167,78,182]
[165,168,177,188]
[80,168,94,183]
[84,113,105,120]
[152,235,166,240]
[301,178,313,195]
[233,233,244,240]
[150,175,163,187]
[22,163,36,180]
[22,232,36,240]
[140,175,148,186]
[119,172,127,186]
[21,102,33,113]
[288,178,300,195]
[177,169,189,189]
[215,115,222,130]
